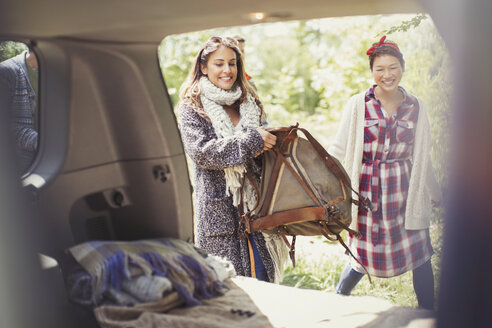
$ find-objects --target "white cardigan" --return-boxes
[329,92,441,230]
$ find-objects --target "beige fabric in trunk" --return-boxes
[94,277,435,328]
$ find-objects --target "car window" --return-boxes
[0,41,39,175]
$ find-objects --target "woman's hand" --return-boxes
[255,127,277,157]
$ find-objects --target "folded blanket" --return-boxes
[102,275,173,306]
[94,280,273,328]
[122,275,173,303]
[66,238,230,307]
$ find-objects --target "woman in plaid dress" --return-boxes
[329,36,442,310]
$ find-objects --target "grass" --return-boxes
[280,214,444,308]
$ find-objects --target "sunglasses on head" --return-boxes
[208,36,238,46]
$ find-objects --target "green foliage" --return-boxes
[282,256,345,291]
[255,22,324,115]
[0,41,27,62]
[379,13,428,36]
[159,34,209,105]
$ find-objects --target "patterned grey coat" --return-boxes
[178,103,275,282]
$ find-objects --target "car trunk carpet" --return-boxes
[93,276,436,328]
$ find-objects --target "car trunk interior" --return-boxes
[33,40,194,260]
[24,40,195,327]
[0,1,433,326]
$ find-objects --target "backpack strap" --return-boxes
[265,124,298,152]
[238,172,261,237]
[272,147,322,207]
[250,206,325,232]
[335,234,372,283]
[296,127,373,211]
[247,237,257,278]
[258,153,286,217]
[332,217,361,238]
[277,227,297,267]
[316,222,372,283]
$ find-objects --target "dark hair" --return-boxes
[233,35,245,43]
[368,40,405,70]
[179,36,260,116]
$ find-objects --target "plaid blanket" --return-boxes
[66,238,228,307]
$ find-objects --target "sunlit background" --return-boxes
[159,13,451,307]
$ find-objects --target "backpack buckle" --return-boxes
[352,197,374,212]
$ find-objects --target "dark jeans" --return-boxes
[248,234,268,281]
[335,260,435,310]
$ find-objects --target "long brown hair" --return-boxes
[179,36,262,118]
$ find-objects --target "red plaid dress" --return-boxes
[349,86,433,277]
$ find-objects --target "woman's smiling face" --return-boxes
[201,45,237,90]
[372,54,404,93]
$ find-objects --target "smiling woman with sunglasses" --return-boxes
[177,36,283,283]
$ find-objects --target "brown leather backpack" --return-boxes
[239,124,372,274]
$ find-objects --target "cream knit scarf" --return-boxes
[199,77,260,212]
[200,77,288,283]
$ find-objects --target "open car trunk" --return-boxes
[1,0,491,327]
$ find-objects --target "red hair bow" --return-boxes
[366,35,400,56]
